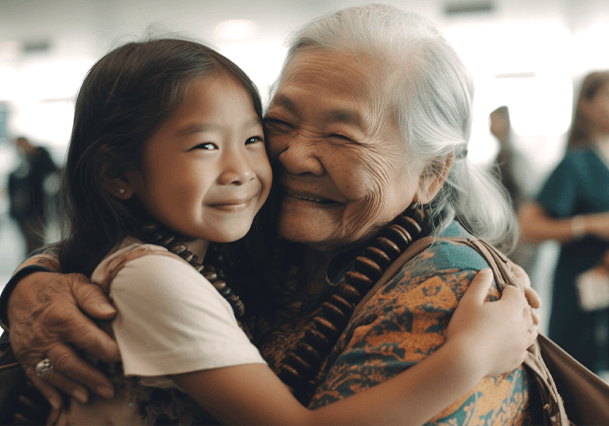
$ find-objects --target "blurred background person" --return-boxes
[490,106,540,277]
[519,71,609,375]
[7,136,58,257]
[490,106,522,210]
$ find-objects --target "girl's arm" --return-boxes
[173,269,536,426]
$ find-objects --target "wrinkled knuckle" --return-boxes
[75,283,105,305]
[43,305,78,330]
[68,273,94,290]
[52,351,75,372]
[77,327,99,349]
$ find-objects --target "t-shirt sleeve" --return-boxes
[536,155,579,218]
[109,254,266,377]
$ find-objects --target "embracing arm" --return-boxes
[174,269,535,426]
[308,247,539,425]
[2,249,119,409]
[0,247,62,329]
[3,251,538,424]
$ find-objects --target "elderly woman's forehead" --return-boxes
[280,48,388,91]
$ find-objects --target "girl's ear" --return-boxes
[413,154,454,204]
[98,147,140,200]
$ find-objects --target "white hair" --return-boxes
[272,3,518,251]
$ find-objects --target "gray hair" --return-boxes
[273,3,518,251]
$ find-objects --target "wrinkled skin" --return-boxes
[265,50,433,254]
[8,272,119,412]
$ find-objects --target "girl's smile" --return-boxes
[130,73,272,250]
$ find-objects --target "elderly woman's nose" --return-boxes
[218,150,256,185]
[277,137,325,176]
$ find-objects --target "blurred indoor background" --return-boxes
[1,0,609,337]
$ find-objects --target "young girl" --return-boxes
[52,38,536,425]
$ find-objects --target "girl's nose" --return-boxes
[218,151,256,185]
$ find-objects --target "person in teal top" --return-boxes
[520,71,609,372]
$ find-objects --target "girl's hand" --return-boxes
[446,269,537,378]
[510,262,541,326]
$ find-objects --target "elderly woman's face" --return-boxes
[266,49,426,252]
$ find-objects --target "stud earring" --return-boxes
[119,188,126,195]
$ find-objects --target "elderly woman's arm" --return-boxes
[2,254,119,409]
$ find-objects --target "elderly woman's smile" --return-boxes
[280,173,346,205]
[284,191,341,204]
[266,48,423,252]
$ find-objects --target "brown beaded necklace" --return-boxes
[137,203,428,404]
[275,203,429,403]
[136,223,246,318]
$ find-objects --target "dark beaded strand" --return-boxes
[137,223,245,318]
[136,205,427,404]
[276,204,428,403]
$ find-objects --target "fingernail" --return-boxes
[72,388,88,404]
[97,385,114,399]
[49,397,61,410]
[478,268,492,275]
[97,303,115,315]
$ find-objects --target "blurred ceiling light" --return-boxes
[215,20,256,40]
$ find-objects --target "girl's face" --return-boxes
[133,74,272,244]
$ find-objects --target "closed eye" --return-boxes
[329,134,353,142]
[265,118,294,129]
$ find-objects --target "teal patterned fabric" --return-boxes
[259,221,540,425]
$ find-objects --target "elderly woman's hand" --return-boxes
[7,271,120,410]
[446,269,538,378]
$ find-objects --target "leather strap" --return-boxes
[349,235,570,425]
[352,236,436,318]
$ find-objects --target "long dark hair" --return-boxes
[567,71,609,149]
[58,38,264,277]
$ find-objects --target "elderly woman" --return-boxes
[3,4,541,425]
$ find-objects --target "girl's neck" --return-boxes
[185,239,210,262]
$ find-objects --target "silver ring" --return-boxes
[35,358,53,379]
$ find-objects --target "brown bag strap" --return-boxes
[351,235,570,425]
[352,236,437,318]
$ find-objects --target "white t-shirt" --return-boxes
[90,241,266,385]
